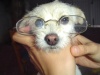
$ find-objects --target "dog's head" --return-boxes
[16,0,87,52]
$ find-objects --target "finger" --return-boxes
[12,32,35,47]
[75,56,100,68]
[73,35,92,45]
[28,51,44,73]
[19,25,31,33]
[71,43,97,56]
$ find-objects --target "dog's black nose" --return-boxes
[45,34,59,46]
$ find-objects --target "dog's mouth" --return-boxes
[49,46,58,49]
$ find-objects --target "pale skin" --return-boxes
[13,32,76,75]
[71,35,100,68]
[12,32,100,75]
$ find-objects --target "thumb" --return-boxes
[71,44,95,56]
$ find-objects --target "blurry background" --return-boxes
[0,0,100,75]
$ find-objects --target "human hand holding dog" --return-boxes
[71,35,100,68]
[13,32,76,75]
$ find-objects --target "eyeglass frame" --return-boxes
[16,15,88,35]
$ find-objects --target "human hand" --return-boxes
[13,32,76,75]
[71,35,100,68]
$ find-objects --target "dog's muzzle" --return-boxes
[45,33,59,46]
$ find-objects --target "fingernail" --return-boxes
[73,46,80,55]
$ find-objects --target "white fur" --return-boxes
[23,1,85,52]
[20,1,86,75]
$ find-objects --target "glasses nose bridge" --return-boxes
[45,20,58,26]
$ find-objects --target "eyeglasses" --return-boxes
[16,15,88,35]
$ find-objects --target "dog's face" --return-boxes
[16,1,87,52]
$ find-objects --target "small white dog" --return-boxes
[16,0,88,75]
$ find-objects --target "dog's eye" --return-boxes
[60,16,69,25]
[35,19,44,27]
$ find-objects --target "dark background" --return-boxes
[0,0,100,44]
[0,0,100,75]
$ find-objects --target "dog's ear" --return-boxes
[72,7,86,25]
[54,0,59,1]
[77,9,86,25]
